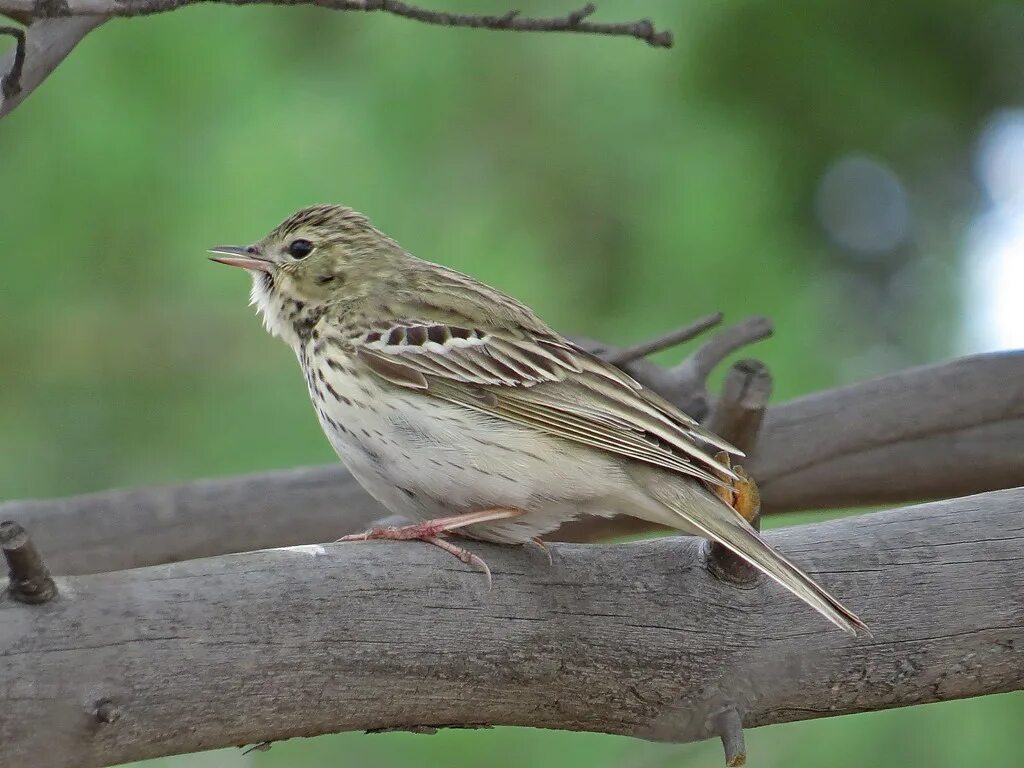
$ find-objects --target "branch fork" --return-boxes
[0,520,57,604]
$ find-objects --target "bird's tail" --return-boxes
[642,473,871,637]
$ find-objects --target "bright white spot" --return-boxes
[276,544,327,557]
[977,110,1024,208]
[962,110,1024,353]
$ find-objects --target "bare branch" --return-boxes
[602,312,724,366]
[5,350,1022,572]
[362,2,673,47]
[672,315,774,400]
[706,358,773,454]
[1,489,1021,767]
[0,18,105,118]
[0,0,672,47]
[0,2,669,117]
[575,315,773,422]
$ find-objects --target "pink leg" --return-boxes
[336,507,526,584]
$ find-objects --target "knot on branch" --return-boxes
[33,0,72,17]
[1,520,58,604]
[0,26,26,100]
[94,699,121,725]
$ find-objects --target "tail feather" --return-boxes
[641,474,871,637]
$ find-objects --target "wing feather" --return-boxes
[353,322,740,486]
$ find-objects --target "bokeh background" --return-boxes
[2,1,1023,766]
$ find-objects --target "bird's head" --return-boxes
[210,204,402,344]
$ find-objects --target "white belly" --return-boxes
[305,360,663,543]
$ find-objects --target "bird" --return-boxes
[209,203,869,637]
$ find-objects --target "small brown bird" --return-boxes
[211,204,869,636]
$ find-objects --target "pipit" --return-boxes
[210,204,869,636]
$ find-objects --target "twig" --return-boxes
[603,312,723,366]
[577,315,772,424]
[713,707,747,767]
[661,315,774,421]
[705,358,773,454]
[0,520,57,604]
[675,316,774,385]
[359,2,672,47]
[0,26,25,99]
[4,0,673,48]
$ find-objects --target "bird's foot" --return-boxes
[712,452,761,526]
[336,507,527,587]
[528,536,553,566]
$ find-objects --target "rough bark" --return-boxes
[2,489,1022,768]
[5,350,1022,574]
[0,18,105,118]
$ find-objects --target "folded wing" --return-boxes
[352,322,741,487]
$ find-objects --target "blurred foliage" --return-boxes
[2,1,1021,766]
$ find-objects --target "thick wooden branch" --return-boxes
[5,350,1021,575]
[2,489,1022,768]
[753,350,1024,511]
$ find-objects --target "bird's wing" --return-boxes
[350,321,741,487]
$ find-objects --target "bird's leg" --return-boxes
[336,507,527,586]
[337,507,525,541]
[712,452,761,527]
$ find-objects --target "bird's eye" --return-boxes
[287,239,314,259]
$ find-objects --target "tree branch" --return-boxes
[6,348,1020,575]
[0,18,105,118]
[0,25,25,98]
[601,312,724,366]
[0,2,669,117]
[4,0,672,49]
[576,316,775,422]
[2,489,1021,768]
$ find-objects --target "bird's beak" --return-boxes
[208,245,273,273]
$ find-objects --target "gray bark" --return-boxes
[5,350,1022,574]
[1,488,1022,768]
[0,18,106,119]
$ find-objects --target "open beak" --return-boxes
[208,245,273,273]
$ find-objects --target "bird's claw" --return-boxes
[529,536,554,566]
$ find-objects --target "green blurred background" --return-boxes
[2,1,1022,765]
